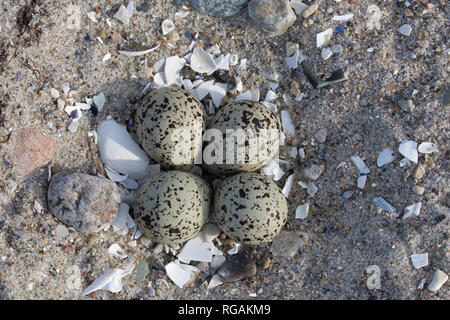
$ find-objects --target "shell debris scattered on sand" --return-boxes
[82,266,134,295]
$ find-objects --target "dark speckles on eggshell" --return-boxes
[135,170,211,244]
[213,172,287,245]
[135,87,206,171]
[204,100,281,176]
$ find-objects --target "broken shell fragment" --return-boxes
[351,156,370,174]
[98,120,149,180]
[161,19,175,35]
[428,269,448,292]
[377,148,395,167]
[410,253,428,269]
[165,261,200,288]
[366,265,381,290]
[417,142,438,154]
[398,140,418,163]
[190,47,217,75]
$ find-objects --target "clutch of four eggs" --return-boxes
[133,87,288,245]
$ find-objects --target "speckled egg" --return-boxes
[204,100,280,176]
[214,172,287,244]
[135,87,206,171]
[135,171,211,244]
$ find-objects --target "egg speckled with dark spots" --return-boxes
[135,171,211,244]
[214,172,287,244]
[135,87,205,171]
[204,100,280,176]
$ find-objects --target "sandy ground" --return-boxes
[0,0,448,300]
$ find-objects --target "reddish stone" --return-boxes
[13,127,55,176]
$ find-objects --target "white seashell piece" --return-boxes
[410,253,428,269]
[428,270,448,292]
[82,267,133,295]
[98,120,149,179]
[165,261,200,289]
[161,19,175,35]
[190,47,217,74]
[295,203,309,220]
[417,142,438,154]
[398,140,418,163]
[377,148,395,167]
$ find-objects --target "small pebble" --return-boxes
[114,5,130,25]
[55,224,69,238]
[398,24,412,36]
[314,128,327,143]
[190,0,249,17]
[13,127,55,176]
[331,44,343,53]
[303,164,324,180]
[414,163,425,180]
[218,252,256,282]
[271,231,307,258]
[412,185,425,195]
[67,119,79,133]
[248,0,297,37]
[135,260,150,283]
[398,99,415,113]
[302,3,318,18]
[321,47,333,60]
[336,24,345,34]
[261,257,271,270]
[405,8,414,17]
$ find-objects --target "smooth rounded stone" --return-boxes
[270,231,307,258]
[428,269,448,292]
[412,185,425,195]
[13,127,55,176]
[399,99,415,112]
[190,0,249,17]
[218,252,256,282]
[414,163,425,180]
[303,164,324,180]
[248,0,297,37]
[302,3,318,18]
[47,171,121,234]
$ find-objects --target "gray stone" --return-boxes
[303,164,324,180]
[444,87,450,105]
[314,128,327,143]
[190,0,248,17]
[135,260,150,283]
[399,99,415,113]
[412,185,425,195]
[302,3,318,18]
[114,5,130,25]
[248,0,297,37]
[47,171,121,234]
[218,252,256,282]
[270,231,307,258]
